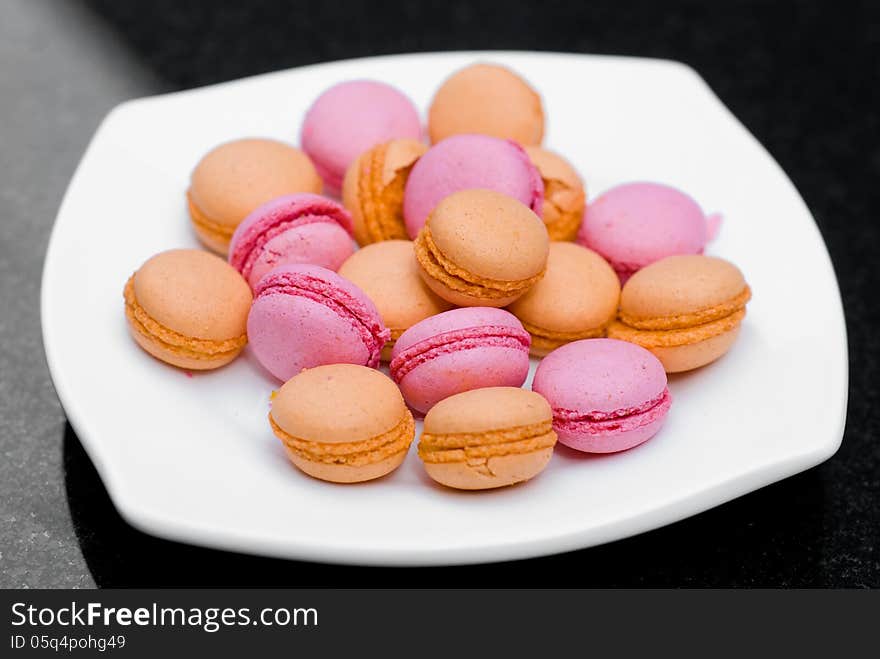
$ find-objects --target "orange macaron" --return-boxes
[525,146,586,241]
[342,139,427,246]
[414,189,550,307]
[187,138,322,254]
[269,364,415,483]
[123,249,252,370]
[508,242,620,356]
[418,387,557,490]
[607,254,751,372]
[428,63,545,145]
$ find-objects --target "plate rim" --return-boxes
[41,50,849,566]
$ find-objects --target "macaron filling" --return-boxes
[619,286,752,331]
[270,410,415,467]
[390,324,531,382]
[415,228,545,300]
[611,285,750,350]
[254,270,389,368]
[541,177,584,241]
[419,419,557,475]
[611,308,747,348]
[231,206,352,282]
[187,192,235,242]
[519,319,609,351]
[356,144,416,242]
[124,277,247,360]
[551,387,672,437]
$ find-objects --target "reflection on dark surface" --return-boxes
[65,422,828,587]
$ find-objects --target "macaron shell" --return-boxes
[285,447,409,484]
[391,307,526,357]
[420,387,556,489]
[270,364,414,483]
[229,193,354,285]
[337,240,452,343]
[427,189,548,282]
[423,449,553,490]
[619,255,748,323]
[428,63,544,145]
[424,385,552,434]
[390,307,531,414]
[637,324,741,373]
[396,345,530,414]
[301,80,421,193]
[125,321,241,371]
[271,364,407,443]
[525,146,586,241]
[243,222,354,289]
[247,264,388,382]
[507,242,619,354]
[188,138,322,231]
[578,182,708,275]
[403,134,544,238]
[533,339,670,453]
[532,338,668,416]
[133,249,251,341]
[555,409,668,453]
[248,294,372,381]
[524,147,583,194]
[416,273,520,308]
[343,140,427,245]
[187,197,236,255]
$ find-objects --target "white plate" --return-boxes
[42,51,847,566]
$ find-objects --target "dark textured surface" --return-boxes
[0,0,157,588]
[2,0,877,586]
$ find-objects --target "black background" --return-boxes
[66,0,879,586]
[3,590,874,657]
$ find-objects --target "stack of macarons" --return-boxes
[123,61,751,491]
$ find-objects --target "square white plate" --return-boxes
[42,51,847,565]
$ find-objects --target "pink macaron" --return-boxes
[532,338,671,453]
[389,307,531,414]
[402,134,544,238]
[301,80,422,194]
[247,264,390,382]
[577,182,721,282]
[229,193,355,290]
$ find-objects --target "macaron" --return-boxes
[607,255,751,373]
[533,338,671,453]
[301,80,421,194]
[414,189,549,307]
[419,387,557,490]
[389,307,531,415]
[270,364,415,483]
[247,264,390,382]
[337,240,452,360]
[228,193,354,290]
[577,182,719,282]
[403,134,544,238]
[123,249,252,370]
[507,242,620,356]
[427,63,544,146]
[342,139,427,246]
[525,146,586,241]
[187,138,322,254]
